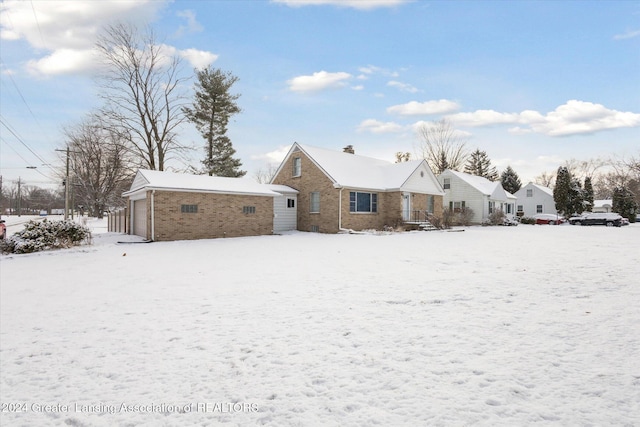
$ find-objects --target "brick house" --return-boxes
[123,169,297,241]
[270,143,444,233]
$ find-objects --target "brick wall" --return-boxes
[272,151,341,233]
[151,191,274,241]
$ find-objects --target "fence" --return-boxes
[107,208,128,234]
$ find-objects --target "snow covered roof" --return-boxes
[594,199,612,208]
[124,170,296,197]
[525,182,554,196]
[443,169,516,199]
[282,143,443,193]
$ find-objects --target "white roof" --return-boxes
[124,169,296,197]
[594,199,612,208]
[523,182,554,197]
[443,169,516,199]
[283,143,443,193]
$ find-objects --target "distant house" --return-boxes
[592,199,613,213]
[513,182,557,217]
[270,143,445,233]
[437,169,516,224]
[123,169,297,241]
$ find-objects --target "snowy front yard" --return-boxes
[1,223,639,426]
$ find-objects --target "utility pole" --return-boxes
[56,147,71,220]
[17,177,22,217]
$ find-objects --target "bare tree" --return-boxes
[415,119,468,174]
[254,163,279,184]
[534,171,555,188]
[63,114,135,218]
[95,22,189,171]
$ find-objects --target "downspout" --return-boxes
[151,190,155,241]
[338,187,343,230]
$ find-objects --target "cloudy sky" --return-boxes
[1,0,639,188]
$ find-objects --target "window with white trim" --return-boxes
[242,206,256,214]
[349,192,377,213]
[427,195,435,214]
[536,204,543,213]
[526,189,533,197]
[443,178,451,189]
[517,205,523,212]
[287,198,295,208]
[310,192,320,213]
[292,157,301,177]
[449,201,465,212]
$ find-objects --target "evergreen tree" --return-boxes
[553,166,572,216]
[500,166,522,194]
[612,186,638,223]
[569,178,585,215]
[464,149,499,181]
[184,66,245,177]
[583,176,594,212]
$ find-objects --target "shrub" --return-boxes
[520,217,536,225]
[0,219,91,254]
[457,207,474,226]
[488,210,506,226]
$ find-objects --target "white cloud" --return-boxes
[253,145,291,163]
[178,48,218,69]
[387,80,419,93]
[357,119,403,134]
[1,0,216,76]
[26,48,100,76]
[447,101,640,136]
[287,71,352,93]
[175,9,203,37]
[387,99,460,115]
[613,29,640,40]
[271,0,412,10]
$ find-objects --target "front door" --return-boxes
[402,192,411,221]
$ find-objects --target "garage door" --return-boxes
[133,199,147,238]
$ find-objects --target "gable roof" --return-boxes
[124,169,296,197]
[443,169,516,200]
[275,143,444,194]
[519,182,554,197]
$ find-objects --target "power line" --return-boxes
[0,115,53,171]
[0,59,46,131]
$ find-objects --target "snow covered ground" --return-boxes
[1,221,639,426]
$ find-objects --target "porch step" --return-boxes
[418,221,437,231]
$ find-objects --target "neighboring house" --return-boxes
[437,169,517,224]
[122,169,297,241]
[592,199,613,213]
[513,182,557,217]
[270,143,444,233]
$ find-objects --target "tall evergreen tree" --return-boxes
[553,166,572,216]
[583,176,594,212]
[569,178,585,215]
[612,186,638,223]
[500,166,522,194]
[184,66,245,177]
[464,149,499,181]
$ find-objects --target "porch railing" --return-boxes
[402,210,432,223]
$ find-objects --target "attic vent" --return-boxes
[343,145,355,154]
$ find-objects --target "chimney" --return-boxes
[343,145,355,154]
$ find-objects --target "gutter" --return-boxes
[151,190,155,241]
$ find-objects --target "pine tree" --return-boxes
[553,166,572,216]
[500,166,522,194]
[464,149,499,181]
[612,186,638,222]
[583,176,594,212]
[569,178,585,215]
[183,66,245,177]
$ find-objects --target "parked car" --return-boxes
[568,215,586,225]
[621,217,630,226]
[0,219,5,239]
[534,214,565,225]
[581,212,623,227]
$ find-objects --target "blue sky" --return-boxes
[1,0,639,189]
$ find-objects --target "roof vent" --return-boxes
[343,145,355,154]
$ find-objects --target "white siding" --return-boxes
[439,171,487,223]
[514,183,557,217]
[273,194,297,233]
[400,162,445,195]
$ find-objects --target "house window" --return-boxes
[287,198,295,208]
[310,225,319,232]
[517,205,523,212]
[427,195,435,214]
[506,204,512,214]
[349,191,377,213]
[443,178,451,189]
[242,206,256,214]
[181,204,198,213]
[310,192,320,213]
[536,205,543,213]
[489,201,495,214]
[449,201,465,213]
[292,157,301,177]
[526,189,533,197]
